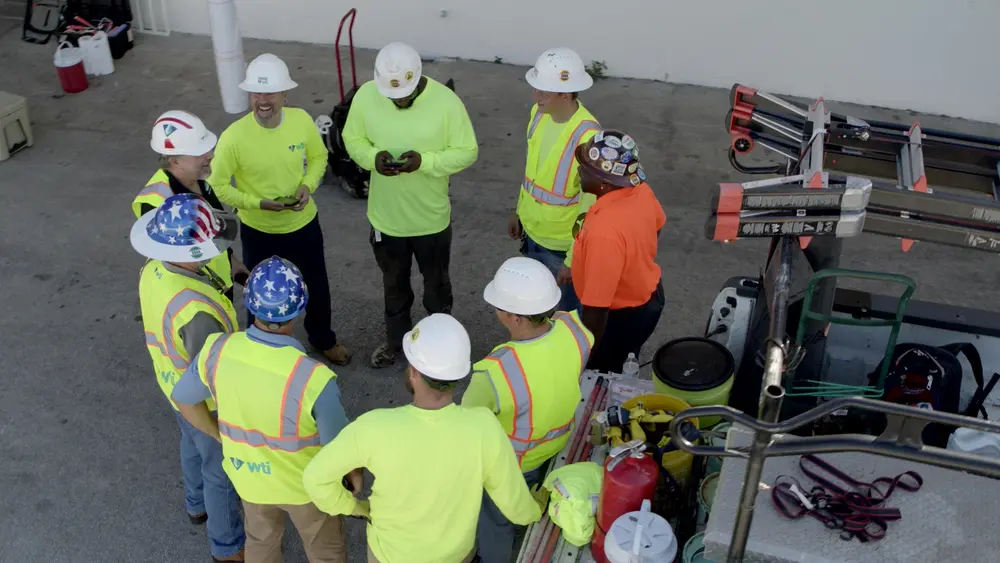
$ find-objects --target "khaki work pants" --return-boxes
[243,500,347,563]
[366,545,475,563]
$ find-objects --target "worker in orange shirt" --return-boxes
[570,129,665,373]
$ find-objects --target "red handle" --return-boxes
[334,9,358,104]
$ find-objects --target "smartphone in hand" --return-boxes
[275,196,300,209]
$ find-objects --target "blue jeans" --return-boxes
[476,465,544,563]
[520,234,580,313]
[176,412,245,558]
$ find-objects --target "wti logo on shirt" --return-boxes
[230,457,272,475]
[288,142,305,152]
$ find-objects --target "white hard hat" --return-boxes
[402,313,471,382]
[150,110,217,156]
[374,42,422,99]
[483,257,562,316]
[525,47,593,93]
[239,53,298,93]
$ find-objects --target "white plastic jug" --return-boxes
[605,499,677,563]
[78,31,115,76]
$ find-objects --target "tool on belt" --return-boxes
[771,454,922,542]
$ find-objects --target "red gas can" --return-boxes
[591,446,659,563]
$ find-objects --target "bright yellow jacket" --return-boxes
[303,404,541,563]
[139,260,237,411]
[207,108,327,234]
[132,169,232,289]
[342,78,478,237]
[517,103,600,255]
[196,331,334,505]
[464,311,594,472]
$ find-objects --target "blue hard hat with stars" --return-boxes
[245,256,309,323]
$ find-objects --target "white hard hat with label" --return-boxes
[239,53,298,93]
[402,313,471,381]
[526,47,593,94]
[150,110,217,156]
[483,257,561,316]
[374,42,422,99]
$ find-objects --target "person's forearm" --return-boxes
[303,439,361,516]
[177,402,221,442]
[581,306,609,348]
[302,132,328,192]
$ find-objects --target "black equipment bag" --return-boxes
[22,1,65,44]
[868,342,1000,447]
[323,78,456,200]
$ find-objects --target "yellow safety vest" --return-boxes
[139,260,237,411]
[473,311,595,472]
[133,170,233,289]
[197,332,335,505]
[517,104,601,246]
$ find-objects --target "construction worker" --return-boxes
[208,53,351,366]
[302,314,542,563]
[131,193,245,562]
[507,48,601,312]
[465,256,594,563]
[135,110,250,301]
[341,42,478,369]
[571,129,666,373]
[172,256,355,563]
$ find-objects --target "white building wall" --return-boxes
[164,0,1000,123]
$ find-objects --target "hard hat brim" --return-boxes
[525,68,594,94]
[483,280,562,316]
[150,130,218,157]
[238,78,299,94]
[402,327,471,382]
[130,208,239,262]
[375,76,420,100]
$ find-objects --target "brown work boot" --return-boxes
[323,343,352,366]
[188,512,207,525]
[369,343,399,369]
[212,548,244,562]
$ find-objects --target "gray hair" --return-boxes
[158,154,175,170]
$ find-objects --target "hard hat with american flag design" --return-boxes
[130,193,239,262]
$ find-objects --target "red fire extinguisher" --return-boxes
[591,440,659,563]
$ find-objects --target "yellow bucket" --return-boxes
[651,338,736,427]
[622,393,699,488]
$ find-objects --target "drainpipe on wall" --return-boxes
[207,0,248,114]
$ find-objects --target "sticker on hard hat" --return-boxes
[632,148,640,160]
[622,135,636,150]
[600,147,619,161]
[619,151,632,164]
[593,131,605,143]
[603,136,622,149]
[258,77,268,84]
[629,174,640,186]
[410,328,420,341]
[612,163,627,176]
[560,70,570,81]
[637,168,646,181]
[190,246,204,259]
[390,79,400,88]
[601,161,614,172]
[588,147,601,161]
[405,71,414,81]
[627,162,639,173]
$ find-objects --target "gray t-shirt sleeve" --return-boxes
[178,312,225,360]
[171,353,213,405]
[311,380,350,446]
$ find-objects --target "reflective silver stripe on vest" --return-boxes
[280,357,323,438]
[488,347,574,459]
[202,333,232,400]
[139,182,172,200]
[521,177,582,206]
[218,420,321,453]
[552,311,592,368]
[160,289,236,369]
[550,120,600,196]
[527,111,544,140]
[144,331,166,354]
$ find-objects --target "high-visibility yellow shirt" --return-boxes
[196,331,334,505]
[139,260,237,411]
[132,169,233,289]
[342,78,479,238]
[303,404,541,563]
[464,311,594,472]
[516,103,600,253]
[207,108,327,234]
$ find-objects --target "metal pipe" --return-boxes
[751,114,803,143]
[756,90,808,118]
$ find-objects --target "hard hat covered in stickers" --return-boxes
[574,129,647,188]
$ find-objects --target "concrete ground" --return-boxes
[1,19,999,563]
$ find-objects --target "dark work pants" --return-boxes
[241,216,338,351]
[475,464,545,563]
[587,280,665,373]
[370,224,453,353]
